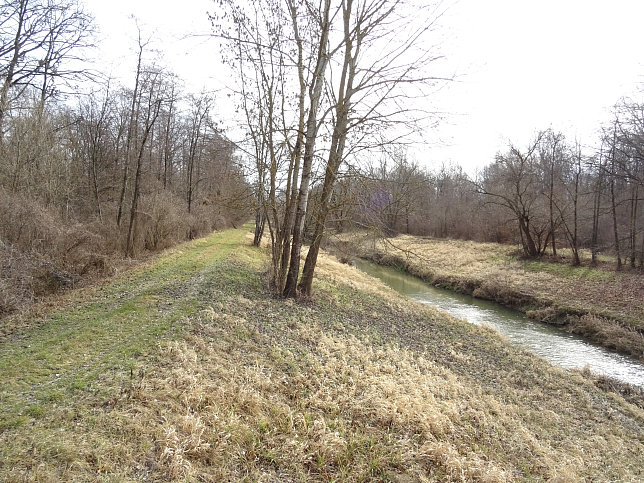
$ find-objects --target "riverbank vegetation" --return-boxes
[337,232,644,360]
[1,228,643,481]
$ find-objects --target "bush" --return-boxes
[567,314,644,360]
[0,187,61,254]
[0,188,112,316]
[0,185,247,320]
[0,241,34,316]
[143,191,190,251]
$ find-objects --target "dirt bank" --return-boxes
[1,228,643,480]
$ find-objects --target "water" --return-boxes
[354,259,644,387]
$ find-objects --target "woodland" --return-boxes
[1,0,250,316]
[1,0,643,317]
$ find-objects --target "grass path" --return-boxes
[1,228,643,481]
[0,227,247,431]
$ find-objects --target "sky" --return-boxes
[83,0,644,175]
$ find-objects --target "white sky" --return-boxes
[83,0,644,175]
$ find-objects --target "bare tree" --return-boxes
[125,67,164,257]
[76,80,115,222]
[614,99,644,268]
[216,0,446,296]
[589,146,605,265]
[476,134,549,258]
[553,140,584,265]
[297,0,447,297]
[185,93,211,214]
[608,122,623,270]
[117,30,147,227]
[0,0,93,138]
[538,129,565,255]
[282,0,333,297]
[215,0,334,292]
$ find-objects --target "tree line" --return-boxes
[1,0,249,315]
[332,99,644,270]
[3,0,640,317]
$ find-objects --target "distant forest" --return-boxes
[1,0,642,315]
[335,114,643,269]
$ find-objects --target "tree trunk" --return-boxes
[299,76,352,297]
[283,0,331,298]
[296,0,355,297]
[549,161,556,255]
[253,207,265,247]
[276,1,309,293]
[629,169,639,268]
[163,90,174,189]
[518,215,538,257]
[298,129,347,296]
[570,157,581,266]
[591,152,603,265]
[125,151,143,257]
[117,42,144,227]
[126,98,162,257]
[609,138,622,270]
[91,152,102,222]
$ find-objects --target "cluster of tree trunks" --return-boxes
[217,0,445,297]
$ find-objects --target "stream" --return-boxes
[354,259,644,387]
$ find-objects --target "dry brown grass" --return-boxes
[340,232,644,360]
[2,232,643,481]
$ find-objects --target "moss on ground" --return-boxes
[0,229,643,481]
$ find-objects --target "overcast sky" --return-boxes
[84,0,644,174]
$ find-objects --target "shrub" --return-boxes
[143,191,190,251]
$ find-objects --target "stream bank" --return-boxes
[354,258,644,387]
[2,229,644,480]
[333,234,644,361]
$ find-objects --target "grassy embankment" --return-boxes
[339,233,644,360]
[1,227,643,481]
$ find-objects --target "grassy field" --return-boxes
[1,228,643,481]
[337,233,644,360]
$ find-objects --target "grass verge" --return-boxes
[0,229,643,481]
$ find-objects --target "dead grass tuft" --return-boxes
[567,314,644,359]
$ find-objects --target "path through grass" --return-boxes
[1,228,643,481]
[0,228,248,432]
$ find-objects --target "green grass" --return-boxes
[0,228,248,431]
